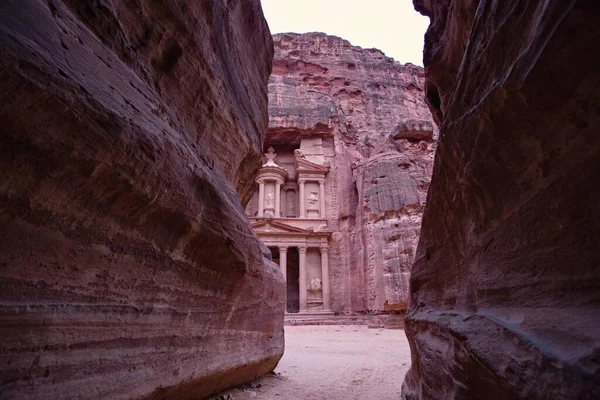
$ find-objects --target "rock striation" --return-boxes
[404,0,600,398]
[0,1,283,399]
[268,33,436,316]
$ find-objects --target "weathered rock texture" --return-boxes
[268,33,436,315]
[403,0,600,398]
[0,1,283,399]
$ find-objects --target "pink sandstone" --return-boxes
[0,1,283,398]
[403,0,600,398]
[265,33,436,317]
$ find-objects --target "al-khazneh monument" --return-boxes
[246,33,437,319]
[248,144,333,314]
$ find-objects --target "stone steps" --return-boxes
[284,313,405,329]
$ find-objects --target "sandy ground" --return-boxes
[212,325,411,400]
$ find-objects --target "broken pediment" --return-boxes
[294,155,330,174]
[251,220,312,234]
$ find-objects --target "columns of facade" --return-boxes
[320,246,331,311]
[278,246,287,282]
[319,180,326,219]
[275,181,281,217]
[298,179,306,218]
[257,179,265,217]
[278,246,288,313]
[298,246,307,312]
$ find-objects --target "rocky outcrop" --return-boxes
[403,1,600,399]
[0,1,283,399]
[268,33,436,315]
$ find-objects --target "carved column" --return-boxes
[319,180,326,218]
[298,179,306,218]
[320,246,331,311]
[298,246,307,312]
[281,189,287,218]
[278,246,287,283]
[279,246,288,313]
[275,182,281,217]
[257,179,265,218]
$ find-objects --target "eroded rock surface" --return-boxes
[404,1,600,398]
[268,33,436,316]
[0,1,283,398]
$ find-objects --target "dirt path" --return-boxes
[213,325,411,400]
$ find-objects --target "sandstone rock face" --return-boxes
[268,33,436,315]
[0,1,283,399]
[404,1,600,398]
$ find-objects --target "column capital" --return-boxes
[297,178,306,184]
[319,246,329,254]
[278,246,288,253]
[257,178,265,184]
[318,179,325,184]
[298,246,307,254]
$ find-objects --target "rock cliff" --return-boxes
[268,33,436,315]
[404,0,600,398]
[0,1,283,399]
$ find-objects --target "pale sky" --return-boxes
[260,0,430,66]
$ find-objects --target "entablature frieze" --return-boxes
[257,166,288,184]
[297,173,326,183]
[260,237,329,248]
[256,173,286,185]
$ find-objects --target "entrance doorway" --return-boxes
[269,246,300,313]
[286,247,299,313]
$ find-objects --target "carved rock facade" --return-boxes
[0,1,283,398]
[403,1,600,398]
[248,33,436,318]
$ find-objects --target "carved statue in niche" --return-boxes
[309,278,322,292]
[308,191,319,209]
[287,196,295,215]
[265,191,274,208]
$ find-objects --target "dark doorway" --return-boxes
[268,246,300,313]
[286,247,300,313]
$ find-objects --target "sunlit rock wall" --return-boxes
[268,33,436,315]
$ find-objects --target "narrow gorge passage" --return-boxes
[212,326,411,400]
[2,0,598,399]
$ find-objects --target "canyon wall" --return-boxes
[0,1,284,399]
[404,0,600,399]
[268,33,436,315]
